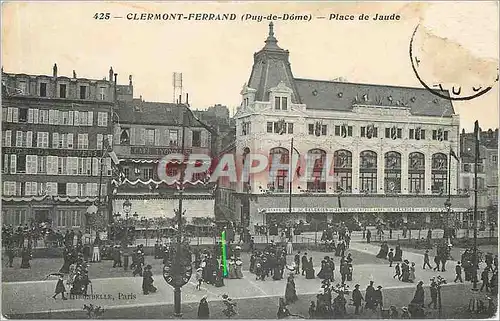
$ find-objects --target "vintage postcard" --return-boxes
[1,1,498,319]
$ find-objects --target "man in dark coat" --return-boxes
[366,229,371,243]
[454,262,463,283]
[340,263,348,284]
[197,296,210,319]
[20,247,31,269]
[373,285,383,310]
[294,251,300,275]
[423,250,432,269]
[301,252,308,276]
[433,253,441,271]
[352,284,364,315]
[365,281,375,310]
[428,279,438,309]
[411,281,425,307]
[480,268,490,292]
[388,249,394,267]
[6,246,15,267]
[53,276,68,300]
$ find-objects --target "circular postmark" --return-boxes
[409,24,498,101]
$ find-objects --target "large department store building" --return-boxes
[221,23,469,232]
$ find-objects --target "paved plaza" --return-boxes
[2,238,495,318]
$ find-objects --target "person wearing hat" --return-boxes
[53,275,68,300]
[365,281,375,310]
[401,260,410,282]
[423,250,432,269]
[388,249,394,267]
[454,261,463,283]
[197,296,209,319]
[222,294,236,318]
[142,264,157,295]
[195,267,204,290]
[373,285,383,311]
[401,306,410,318]
[352,284,364,315]
[284,273,298,304]
[428,279,438,309]
[277,297,291,319]
[112,245,122,268]
[293,251,301,275]
[411,281,425,307]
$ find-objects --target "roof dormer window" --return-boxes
[275,96,288,110]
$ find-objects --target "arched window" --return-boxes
[268,147,289,192]
[431,153,448,194]
[306,149,326,192]
[360,150,377,193]
[334,150,352,192]
[384,151,401,193]
[409,152,425,193]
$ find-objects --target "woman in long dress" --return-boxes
[228,258,236,279]
[284,274,298,304]
[273,262,282,280]
[409,262,416,283]
[235,258,244,279]
[20,247,31,268]
[317,259,327,279]
[306,257,315,279]
[249,253,256,274]
[142,265,157,295]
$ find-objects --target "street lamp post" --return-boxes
[123,199,132,248]
[444,199,452,241]
[116,199,137,270]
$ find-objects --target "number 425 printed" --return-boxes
[94,13,110,20]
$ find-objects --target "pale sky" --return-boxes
[2,1,499,132]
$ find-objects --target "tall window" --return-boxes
[120,128,130,144]
[359,150,377,193]
[275,97,288,110]
[97,112,108,127]
[431,153,448,194]
[307,149,326,192]
[145,129,155,146]
[99,87,106,100]
[77,134,89,149]
[79,86,87,99]
[408,152,425,193]
[169,130,178,146]
[192,131,201,147]
[59,84,67,98]
[384,151,401,193]
[268,147,289,192]
[39,83,47,97]
[334,150,352,192]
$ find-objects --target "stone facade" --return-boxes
[111,85,216,222]
[224,23,466,232]
[1,65,117,231]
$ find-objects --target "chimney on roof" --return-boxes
[140,95,142,101]
[53,63,58,78]
[186,93,189,105]
[109,67,114,82]
[73,70,77,78]
[129,75,133,86]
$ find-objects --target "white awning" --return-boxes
[259,207,469,214]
